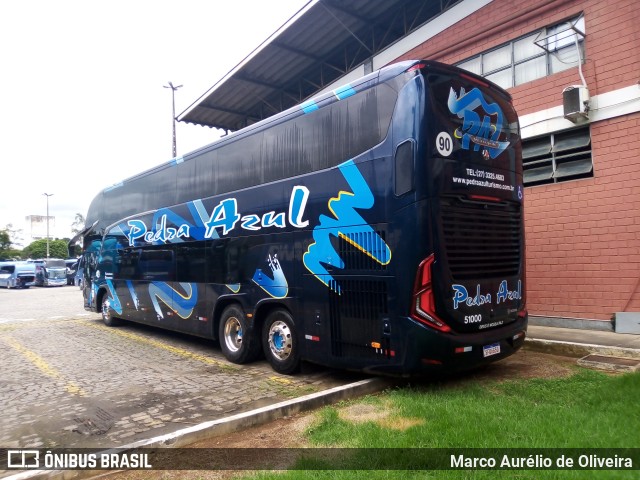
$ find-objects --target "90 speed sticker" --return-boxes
[436,131,453,157]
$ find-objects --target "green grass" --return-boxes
[247,369,640,479]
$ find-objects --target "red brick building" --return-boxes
[182,0,640,330]
[391,0,640,328]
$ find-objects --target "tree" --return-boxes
[3,223,24,248]
[0,230,13,259]
[71,213,85,236]
[0,228,22,259]
[22,239,69,259]
[69,213,86,257]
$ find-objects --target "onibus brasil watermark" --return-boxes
[6,450,151,470]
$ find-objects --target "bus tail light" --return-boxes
[411,255,451,333]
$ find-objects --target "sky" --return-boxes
[0,0,310,246]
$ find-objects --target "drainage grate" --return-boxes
[577,354,640,373]
[72,407,115,436]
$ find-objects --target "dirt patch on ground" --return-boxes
[471,349,578,381]
[191,414,315,449]
[93,349,579,480]
[338,402,425,431]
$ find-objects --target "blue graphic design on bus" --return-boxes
[252,254,288,298]
[149,282,198,320]
[105,279,123,315]
[90,281,97,306]
[126,280,140,310]
[447,87,510,159]
[303,160,392,294]
[126,186,309,246]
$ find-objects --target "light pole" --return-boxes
[43,193,54,258]
[163,81,182,158]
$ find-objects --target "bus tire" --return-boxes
[219,305,261,364]
[262,309,300,375]
[101,295,122,327]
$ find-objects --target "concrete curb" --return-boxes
[525,337,640,360]
[5,377,390,480]
[127,377,390,449]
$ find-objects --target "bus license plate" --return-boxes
[483,343,501,358]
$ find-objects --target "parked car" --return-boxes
[0,261,36,288]
[65,258,79,285]
[32,258,67,287]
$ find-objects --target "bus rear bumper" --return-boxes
[365,315,528,376]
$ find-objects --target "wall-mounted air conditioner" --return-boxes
[563,85,589,122]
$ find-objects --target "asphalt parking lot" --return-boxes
[0,286,367,450]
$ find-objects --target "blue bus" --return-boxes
[77,60,527,375]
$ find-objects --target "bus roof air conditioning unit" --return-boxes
[563,85,589,122]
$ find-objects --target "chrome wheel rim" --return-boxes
[223,316,243,353]
[102,299,111,322]
[267,320,292,360]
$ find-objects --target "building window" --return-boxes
[523,126,593,186]
[457,16,585,90]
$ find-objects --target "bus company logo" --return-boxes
[452,280,522,310]
[126,186,310,246]
[447,87,510,160]
[303,160,391,294]
[7,450,39,469]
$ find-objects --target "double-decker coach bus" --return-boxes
[77,60,526,375]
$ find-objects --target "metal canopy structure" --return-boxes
[178,0,460,132]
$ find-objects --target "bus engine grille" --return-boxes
[328,279,388,358]
[440,200,522,281]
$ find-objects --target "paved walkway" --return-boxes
[4,323,639,480]
[527,324,640,358]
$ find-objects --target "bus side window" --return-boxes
[395,140,414,196]
[139,248,175,282]
[119,248,140,280]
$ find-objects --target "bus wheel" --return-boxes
[219,305,260,364]
[262,309,300,375]
[101,296,122,327]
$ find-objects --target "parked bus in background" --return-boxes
[0,261,36,289]
[33,259,68,287]
[76,60,526,375]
